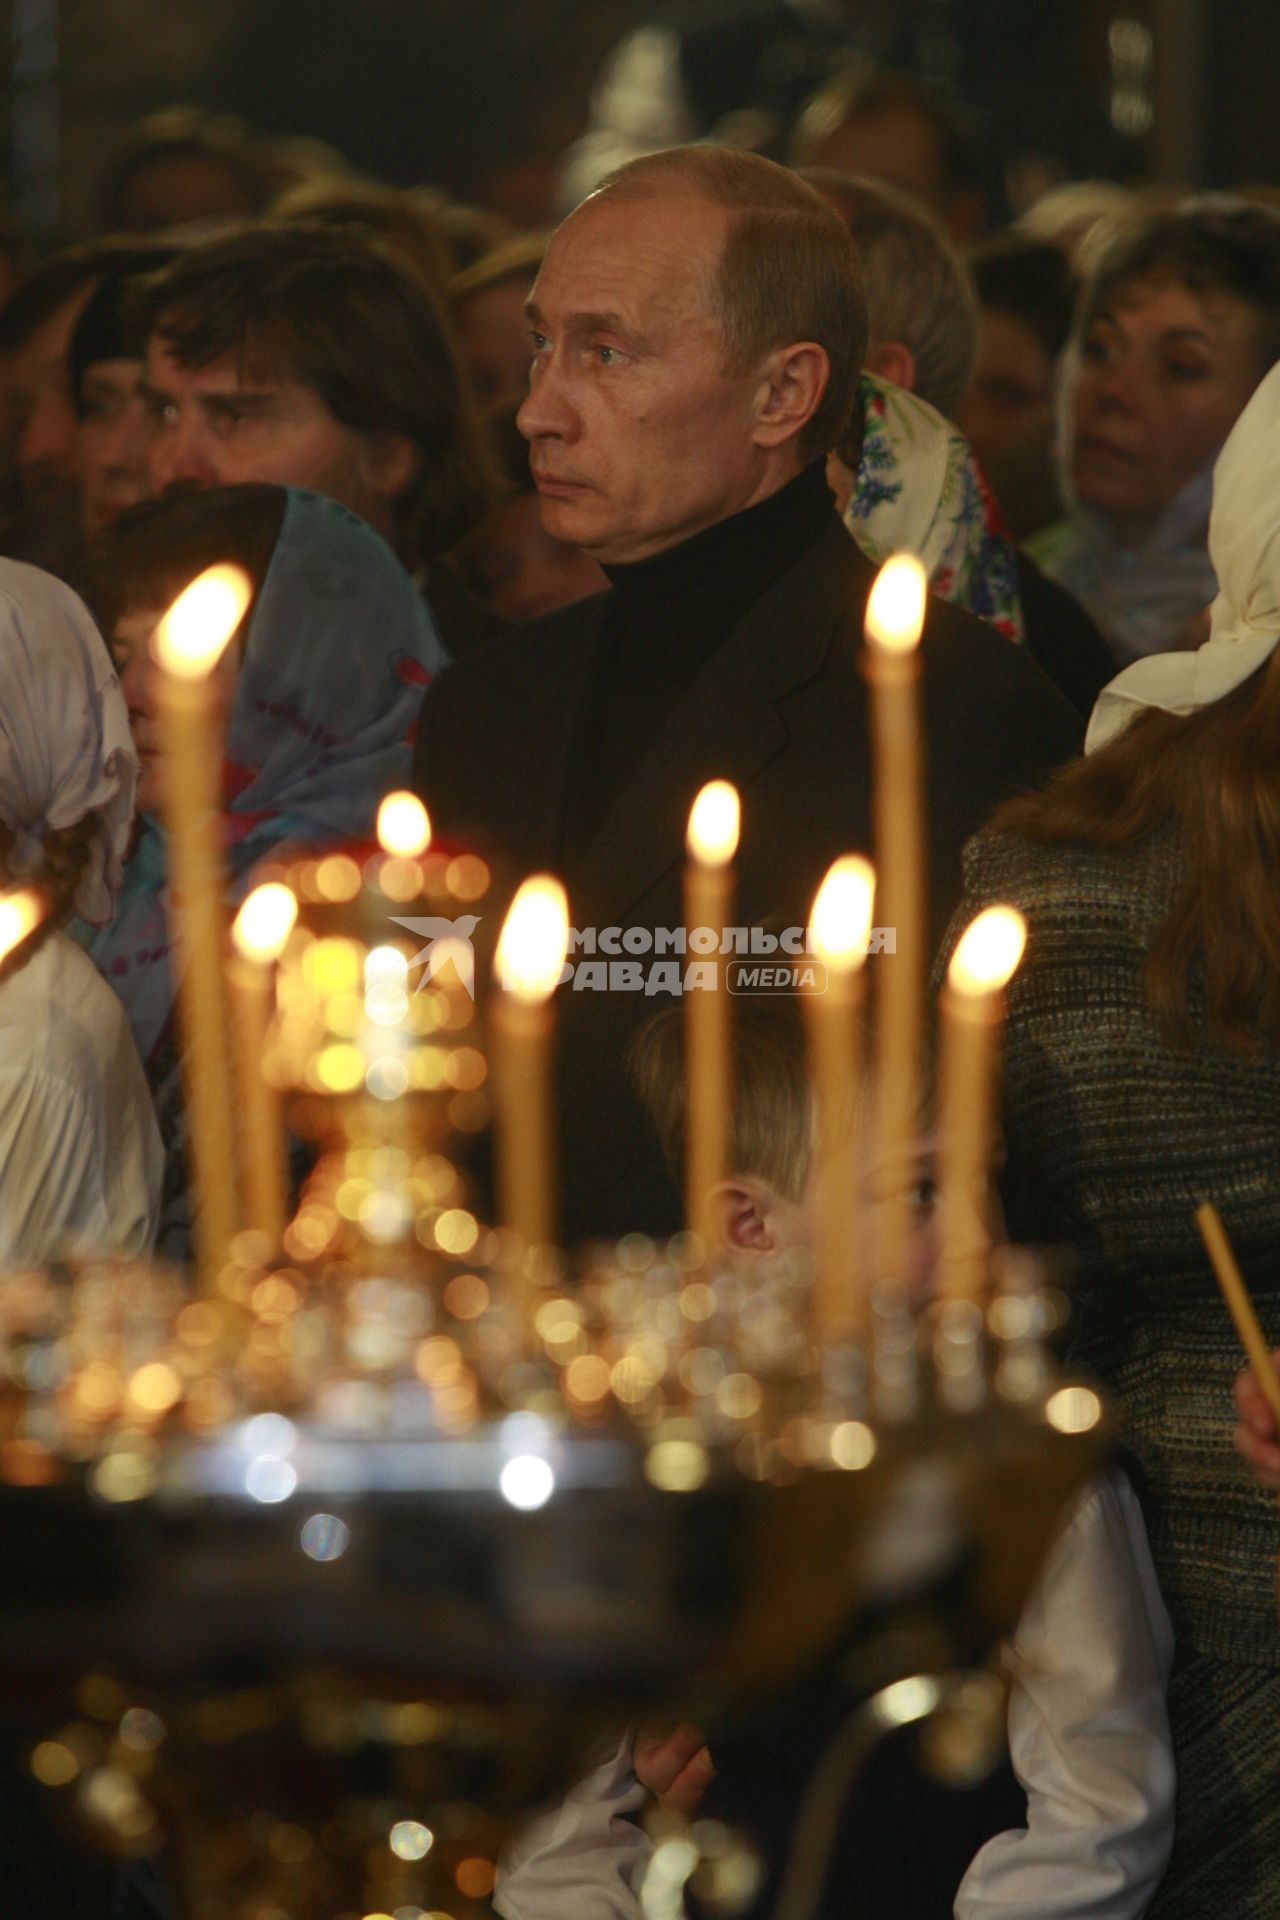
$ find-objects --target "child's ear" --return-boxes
[712,1176,783,1254]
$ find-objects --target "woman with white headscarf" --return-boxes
[940,359,1280,1918]
[0,558,161,1260]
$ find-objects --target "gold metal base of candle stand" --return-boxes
[0,1372,1104,1920]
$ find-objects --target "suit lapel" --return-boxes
[572,517,867,929]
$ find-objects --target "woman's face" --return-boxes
[113,603,240,817]
[1069,274,1263,547]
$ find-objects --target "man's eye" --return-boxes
[1166,359,1209,383]
[529,330,549,353]
[594,345,621,366]
[145,395,176,425]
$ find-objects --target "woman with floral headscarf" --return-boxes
[88,483,447,1250]
[941,359,1280,1918]
[0,559,161,1259]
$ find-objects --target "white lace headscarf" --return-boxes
[1086,357,1280,753]
[0,558,138,924]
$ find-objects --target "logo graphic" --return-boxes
[390,914,482,999]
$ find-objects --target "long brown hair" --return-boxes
[995,650,1280,1050]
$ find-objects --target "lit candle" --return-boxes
[152,563,252,1292]
[862,555,927,1290]
[937,905,1027,1304]
[492,875,570,1274]
[377,790,432,857]
[806,856,876,1341]
[230,882,299,1256]
[684,781,740,1253]
[0,887,46,966]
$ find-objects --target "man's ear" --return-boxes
[710,1176,784,1254]
[863,339,918,396]
[360,431,419,504]
[751,341,829,451]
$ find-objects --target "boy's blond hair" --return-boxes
[628,998,818,1204]
[629,991,933,1207]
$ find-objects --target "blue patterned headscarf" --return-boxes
[92,487,447,1060]
[843,373,1026,644]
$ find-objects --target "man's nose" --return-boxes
[517,357,576,444]
[110,396,159,473]
[148,411,217,492]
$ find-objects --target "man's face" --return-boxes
[954,309,1061,543]
[518,193,781,565]
[0,284,94,494]
[142,338,394,534]
[79,357,157,534]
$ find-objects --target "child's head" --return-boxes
[629,995,994,1296]
[631,995,816,1254]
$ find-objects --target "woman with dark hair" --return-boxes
[88,483,444,1252]
[947,361,1280,1917]
[1034,195,1280,667]
[0,559,160,1259]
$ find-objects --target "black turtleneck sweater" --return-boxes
[558,460,837,871]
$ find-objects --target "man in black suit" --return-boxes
[413,146,1081,1243]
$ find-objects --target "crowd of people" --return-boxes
[1,33,1280,1920]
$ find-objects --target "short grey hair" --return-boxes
[798,168,977,418]
[590,146,868,459]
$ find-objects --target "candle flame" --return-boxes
[0,887,45,965]
[232,883,299,963]
[809,855,875,969]
[948,905,1027,998]
[496,875,569,1003]
[686,780,740,867]
[153,564,252,680]
[865,554,927,655]
[377,791,432,857]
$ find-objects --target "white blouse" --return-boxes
[0,932,163,1262]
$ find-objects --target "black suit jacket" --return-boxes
[413,514,1082,1242]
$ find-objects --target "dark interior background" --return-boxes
[0,0,1276,244]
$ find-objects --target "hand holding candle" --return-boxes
[493,875,570,1273]
[1195,1203,1280,1430]
[807,856,876,1341]
[684,781,740,1254]
[862,555,927,1289]
[231,881,299,1257]
[938,905,1027,1305]
[152,563,252,1292]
